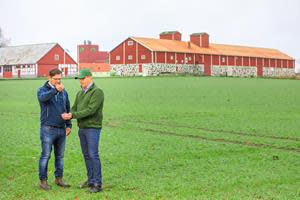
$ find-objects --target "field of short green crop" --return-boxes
[0,76,300,199]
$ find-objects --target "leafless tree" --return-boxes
[0,27,10,47]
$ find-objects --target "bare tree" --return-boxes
[0,27,10,47]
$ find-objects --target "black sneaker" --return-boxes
[89,184,102,193]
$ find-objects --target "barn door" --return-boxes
[64,67,68,77]
[3,66,12,78]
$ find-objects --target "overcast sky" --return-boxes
[0,0,299,60]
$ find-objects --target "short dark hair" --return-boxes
[49,68,62,77]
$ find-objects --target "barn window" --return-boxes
[221,57,226,62]
[185,57,188,63]
[79,47,84,52]
[188,57,191,61]
[54,54,59,61]
[141,55,146,60]
[128,55,133,60]
[116,55,120,61]
[91,47,96,52]
[127,41,134,46]
[4,66,12,72]
[170,56,174,60]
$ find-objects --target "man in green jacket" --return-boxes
[62,69,104,193]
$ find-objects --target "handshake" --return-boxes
[61,113,72,120]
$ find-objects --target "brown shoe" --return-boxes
[55,177,70,188]
[39,180,51,190]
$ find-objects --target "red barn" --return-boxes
[109,31,295,77]
[77,41,109,76]
[0,43,77,79]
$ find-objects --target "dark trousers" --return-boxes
[78,128,102,186]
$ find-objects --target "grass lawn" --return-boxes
[0,76,300,199]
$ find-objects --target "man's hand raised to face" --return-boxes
[55,83,64,92]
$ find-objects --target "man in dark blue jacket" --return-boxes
[37,68,72,190]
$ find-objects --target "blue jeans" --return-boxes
[39,125,66,180]
[78,128,102,186]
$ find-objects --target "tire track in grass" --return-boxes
[104,119,300,153]
[135,120,300,142]
[105,115,300,142]
[139,127,300,153]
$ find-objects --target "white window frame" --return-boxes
[54,54,59,61]
[116,55,120,61]
[128,55,133,60]
[141,55,146,60]
[127,40,134,46]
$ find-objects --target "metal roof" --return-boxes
[0,43,57,65]
[131,37,294,60]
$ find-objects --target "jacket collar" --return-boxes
[82,82,95,93]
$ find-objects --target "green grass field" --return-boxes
[0,76,300,199]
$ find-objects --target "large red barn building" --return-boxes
[0,43,77,79]
[109,31,295,77]
[77,41,109,76]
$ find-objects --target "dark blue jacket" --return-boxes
[37,81,72,128]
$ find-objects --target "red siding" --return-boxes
[78,44,108,63]
[212,55,219,65]
[137,44,152,63]
[201,34,209,48]
[228,56,235,65]
[250,57,256,66]
[156,52,166,63]
[160,32,182,41]
[38,44,76,65]
[284,60,288,68]
[176,53,184,64]
[270,59,275,67]
[124,39,137,64]
[37,44,76,77]
[288,60,294,68]
[277,59,282,68]
[243,57,250,66]
[167,52,176,64]
[236,57,242,66]
[204,55,212,76]
[263,58,269,67]
[110,43,124,64]
[186,53,194,64]
[220,56,227,65]
[256,58,263,77]
[190,34,209,48]
[109,38,295,77]
[195,54,204,64]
